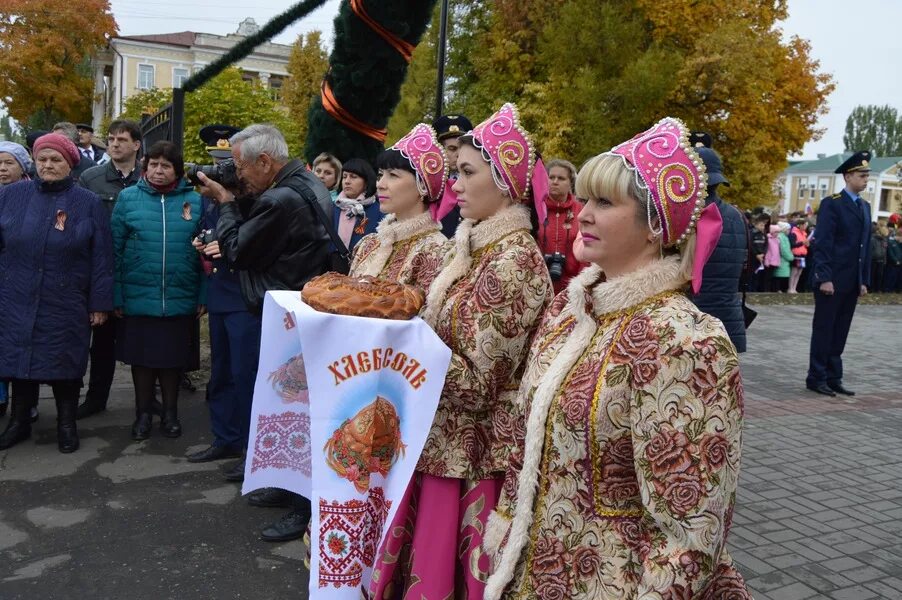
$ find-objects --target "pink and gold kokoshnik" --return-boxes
[608,117,709,247]
[390,123,449,202]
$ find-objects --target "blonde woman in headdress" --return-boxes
[483,118,751,599]
[369,104,553,599]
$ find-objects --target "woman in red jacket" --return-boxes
[538,158,588,293]
[789,218,810,293]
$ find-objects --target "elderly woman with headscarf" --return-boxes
[0,141,33,416]
[0,141,32,188]
[0,134,113,453]
[483,118,750,599]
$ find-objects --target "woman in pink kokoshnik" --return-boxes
[368,104,553,599]
[483,118,752,599]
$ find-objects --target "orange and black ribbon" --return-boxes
[349,0,414,63]
[321,77,388,143]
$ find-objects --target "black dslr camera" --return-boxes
[186,158,240,190]
[544,252,565,281]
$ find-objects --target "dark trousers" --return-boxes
[85,318,117,406]
[807,288,859,387]
[9,379,81,422]
[207,311,261,449]
[885,264,901,292]
[871,261,885,294]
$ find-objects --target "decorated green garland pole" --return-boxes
[305,0,438,165]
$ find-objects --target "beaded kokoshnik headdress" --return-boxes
[604,116,723,293]
[468,102,550,224]
[389,123,449,204]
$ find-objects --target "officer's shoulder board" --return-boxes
[831,192,843,199]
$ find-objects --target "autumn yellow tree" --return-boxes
[283,31,330,148]
[460,0,833,209]
[0,0,117,128]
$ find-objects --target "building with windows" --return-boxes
[779,153,902,221]
[90,18,292,128]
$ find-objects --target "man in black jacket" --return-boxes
[689,146,748,352]
[76,120,143,419]
[197,124,331,313]
[197,123,331,544]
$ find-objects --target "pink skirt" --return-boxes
[368,472,502,599]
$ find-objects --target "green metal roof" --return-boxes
[785,153,902,174]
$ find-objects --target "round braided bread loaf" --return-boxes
[302,273,425,320]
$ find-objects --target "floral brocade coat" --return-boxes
[483,257,751,600]
[419,205,553,480]
[348,211,446,291]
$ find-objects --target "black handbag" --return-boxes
[737,206,757,329]
[742,290,758,328]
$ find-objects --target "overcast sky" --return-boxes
[111,0,901,160]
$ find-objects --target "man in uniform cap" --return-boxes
[76,123,106,163]
[690,131,713,148]
[806,150,872,397]
[432,114,473,237]
[200,124,241,161]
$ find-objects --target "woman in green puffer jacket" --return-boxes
[111,141,206,441]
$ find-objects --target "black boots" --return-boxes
[56,395,79,453]
[131,413,152,440]
[161,407,182,438]
[0,397,32,450]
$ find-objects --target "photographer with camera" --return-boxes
[194,123,332,544]
[186,125,260,478]
[538,158,588,294]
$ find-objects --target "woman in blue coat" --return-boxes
[111,141,205,441]
[0,133,113,453]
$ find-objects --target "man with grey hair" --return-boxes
[52,121,95,178]
[196,123,332,543]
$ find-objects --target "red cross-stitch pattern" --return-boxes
[250,411,311,476]
[318,488,392,588]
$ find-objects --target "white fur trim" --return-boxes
[483,510,512,559]
[590,255,683,315]
[485,311,597,600]
[356,212,438,277]
[421,205,531,325]
[484,255,685,599]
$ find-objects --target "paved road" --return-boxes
[1,304,901,599]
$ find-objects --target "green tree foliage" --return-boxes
[448,0,833,209]
[283,30,330,148]
[0,0,117,128]
[386,4,441,142]
[843,105,902,157]
[118,68,300,164]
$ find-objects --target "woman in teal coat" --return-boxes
[111,141,206,440]
[773,221,795,292]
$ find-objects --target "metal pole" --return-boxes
[434,0,449,119]
[172,87,185,150]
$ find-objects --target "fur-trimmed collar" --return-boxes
[355,211,440,277]
[465,204,531,252]
[566,255,685,318]
[422,204,531,325]
[374,210,438,243]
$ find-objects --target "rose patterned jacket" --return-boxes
[418,205,553,480]
[483,256,750,600]
[349,211,446,292]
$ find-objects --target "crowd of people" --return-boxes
[2,98,891,597]
[746,210,902,294]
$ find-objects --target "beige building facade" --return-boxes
[91,18,291,127]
